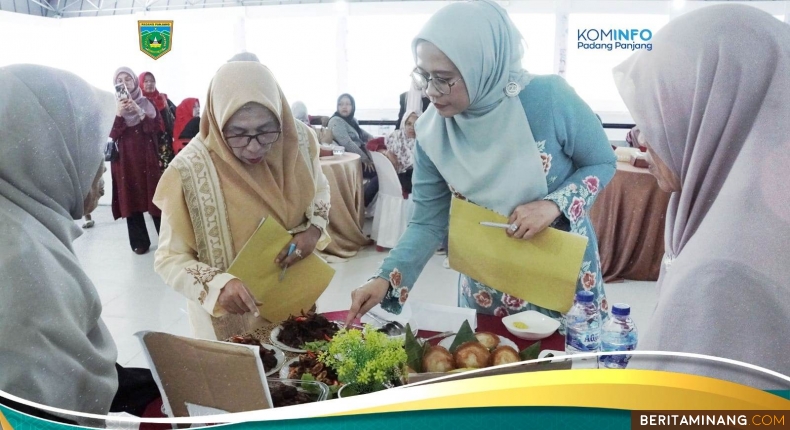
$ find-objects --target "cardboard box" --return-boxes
[137,331,273,421]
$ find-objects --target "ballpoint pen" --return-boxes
[279,243,296,282]
[480,221,517,231]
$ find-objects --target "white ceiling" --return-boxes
[0,0,442,18]
[0,0,780,18]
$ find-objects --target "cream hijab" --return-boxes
[614,4,790,388]
[163,62,316,253]
[0,64,119,423]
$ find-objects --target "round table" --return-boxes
[319,153,371,259]
[589,162,671,282]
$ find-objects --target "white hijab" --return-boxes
[614,4,790,389]
[291,101,309,124]
[0,64,119,422]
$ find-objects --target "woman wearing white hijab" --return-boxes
[291,101,310,125]
[614,4,790,389]
[347,0,616,329]
[0,65,119,424]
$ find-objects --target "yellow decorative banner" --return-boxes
[0,409,14,430]
[326,370,790,417]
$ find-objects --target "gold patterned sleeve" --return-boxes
[309,138,331,251]
[291,130,331,250]
[153,168,236,317]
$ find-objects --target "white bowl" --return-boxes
[332,146,345,156]
[501,310,560,341]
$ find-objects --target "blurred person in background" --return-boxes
[173,97,201,154]
[140,71,176,171]
[111,67,163,255]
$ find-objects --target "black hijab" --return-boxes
[331,93,364,137]
[179,116,201,140]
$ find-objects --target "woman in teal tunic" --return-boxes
[346,0,616,331]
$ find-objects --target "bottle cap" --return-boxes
[575,291,594,303]
[612,303,631,316]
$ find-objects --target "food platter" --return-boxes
[227,334,287,376]
[279,357,300,379]
[270,326,308,353]
[438,334,518,351]
[270,312,342,353]
[262,344,286,376]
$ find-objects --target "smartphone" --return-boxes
[115,83,130,101]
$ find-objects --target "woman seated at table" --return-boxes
[381,110,420,195]
[328,93,379,206]
[328,94,374,161]
[346,0,615,329]
[154,61,332,341]
[614,4,790,389]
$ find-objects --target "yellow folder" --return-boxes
[448,197,588,313]
[227,217,335,323]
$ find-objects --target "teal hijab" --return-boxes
[413,0,547,216]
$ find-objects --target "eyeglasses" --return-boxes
[225,130,281,148]
[411,69,463,95]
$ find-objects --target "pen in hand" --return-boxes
[279,243,297,282]
[480,221,518,231]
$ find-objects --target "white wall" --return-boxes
[1,1,786,123]
[2,1,786,207]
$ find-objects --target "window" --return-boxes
[509,13,556,75]
[346,13,433,118]
[247,15,339,117]
[565,13,669,115]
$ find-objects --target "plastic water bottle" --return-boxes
[565,291,601,367]
[600,304,638,369]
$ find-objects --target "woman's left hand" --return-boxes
[275,225,322,268]
[507,200,561,240]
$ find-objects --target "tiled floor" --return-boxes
[74,205,658,369]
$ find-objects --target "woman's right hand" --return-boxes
[345,278,390,327]
[363,160,376,173]
[116,100,127,117]
[217,278,262,316]
[117,100,135,116]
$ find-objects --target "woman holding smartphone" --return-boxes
[110,67,163,255]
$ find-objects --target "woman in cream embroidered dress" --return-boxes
[154,62,331,341]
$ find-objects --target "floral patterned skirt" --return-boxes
[456,216,608,335]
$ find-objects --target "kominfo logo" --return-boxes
[578,28,653,51]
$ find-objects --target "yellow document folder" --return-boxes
[448,198,588,313]
[227,218,335,323]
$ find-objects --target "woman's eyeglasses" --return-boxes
[225,130,281,148]
[411,69,463,95]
